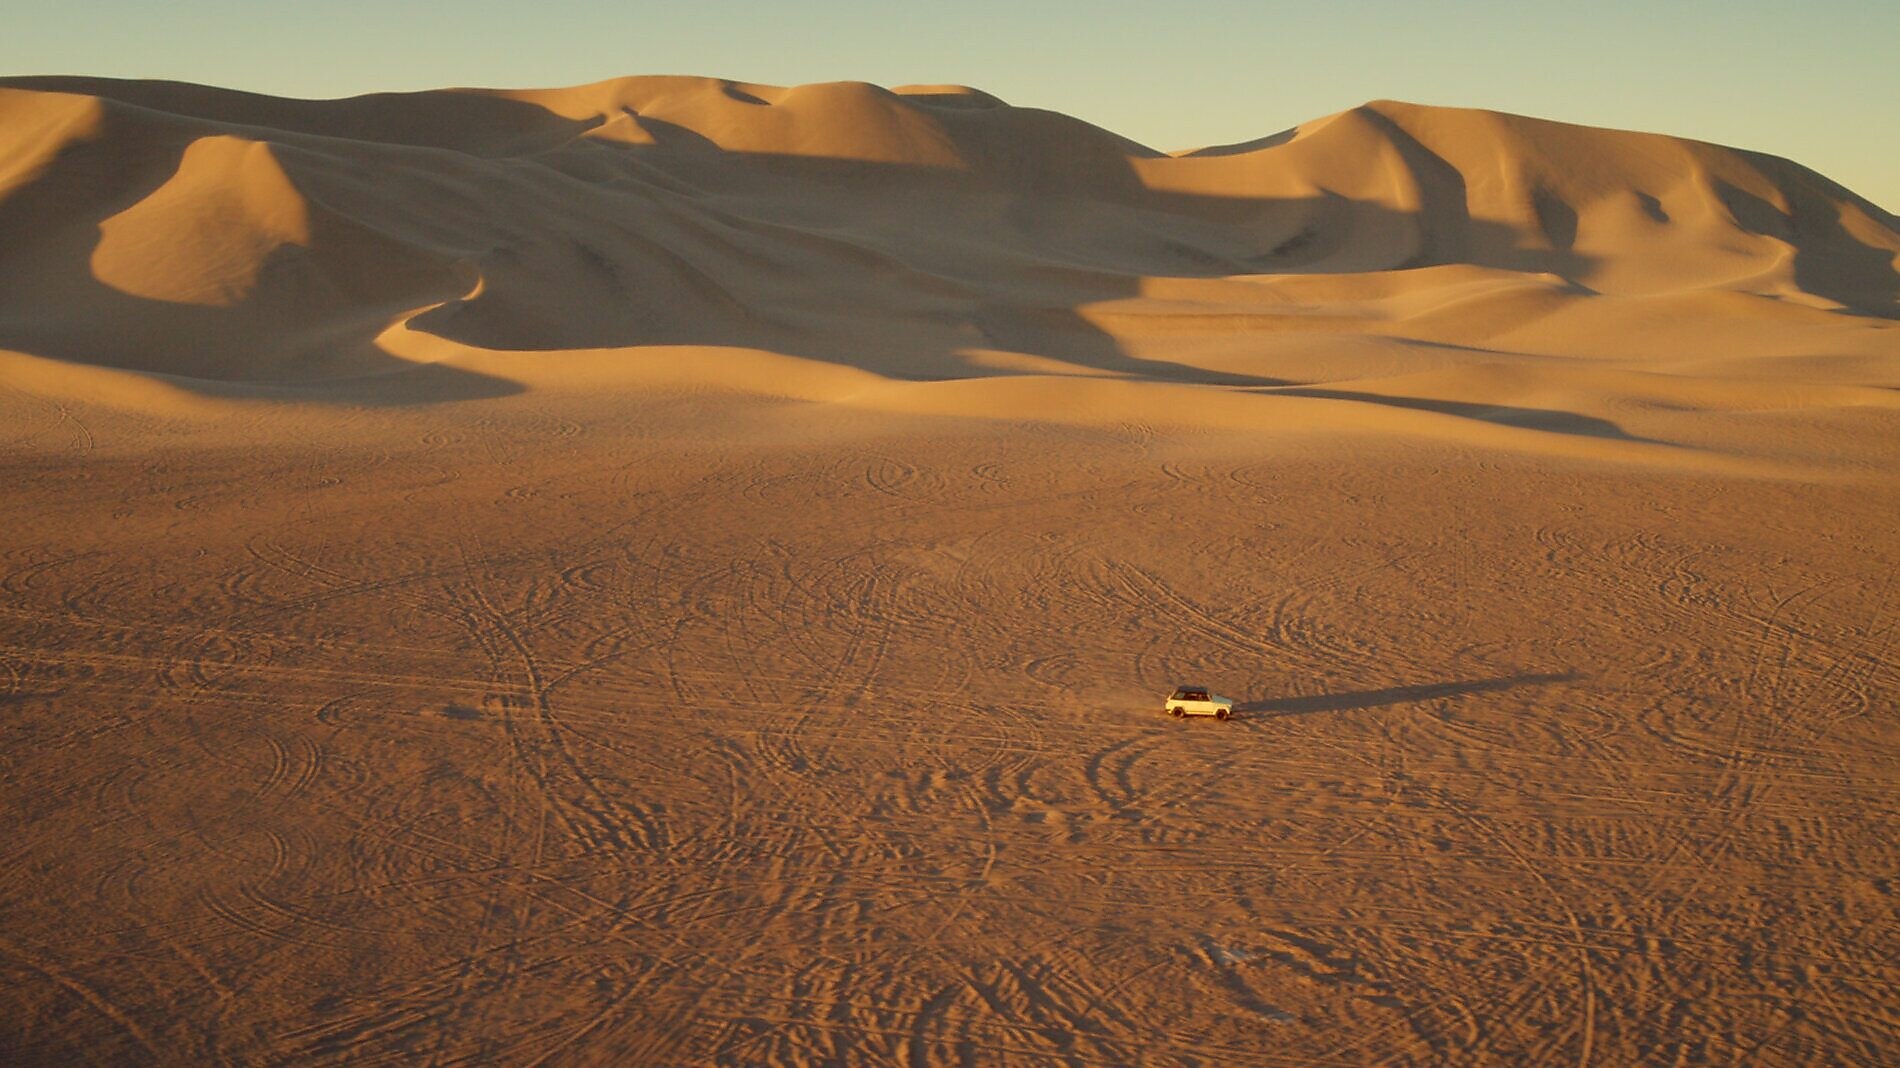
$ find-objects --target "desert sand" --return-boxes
[1,75,1897,1064]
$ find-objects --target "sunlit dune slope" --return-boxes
[0,74,1894,459]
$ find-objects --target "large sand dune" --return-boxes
[2,76,1895,458]
[1,76,1897,1064]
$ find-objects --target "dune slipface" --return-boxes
[1,77,1897,1065]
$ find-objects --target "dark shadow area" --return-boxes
[1715,175,1898,319]
[1532,186,1579,251]
[720,83,770,106]
[1257,387,1657,443]
[1349,106,1475,269]
[1236,671,1576,716]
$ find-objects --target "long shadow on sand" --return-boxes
[1237,671,1576,717]
[1256,388,1657,443]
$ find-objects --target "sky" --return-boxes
[5,0,1896,210]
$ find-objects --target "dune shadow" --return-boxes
[1236,671,1576,716]
[1257,387,1655,442]
[1714,175,1899,319]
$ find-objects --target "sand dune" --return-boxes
[1,75,1894,466]
[2,77,1898,1065]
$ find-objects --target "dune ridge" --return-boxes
[0,75,1895,468]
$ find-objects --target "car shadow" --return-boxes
[1235,671,1576,717]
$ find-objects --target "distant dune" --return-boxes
[0,75,1896,466]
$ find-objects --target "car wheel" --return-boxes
[1170,706,1183,718]
[1216,708,1230,721]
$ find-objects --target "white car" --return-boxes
[1165,686,1234,720]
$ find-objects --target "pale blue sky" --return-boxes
[6,1,1895,210]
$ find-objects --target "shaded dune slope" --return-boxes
[0,74,1895,455]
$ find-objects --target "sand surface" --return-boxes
[2,76,1898,1064]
